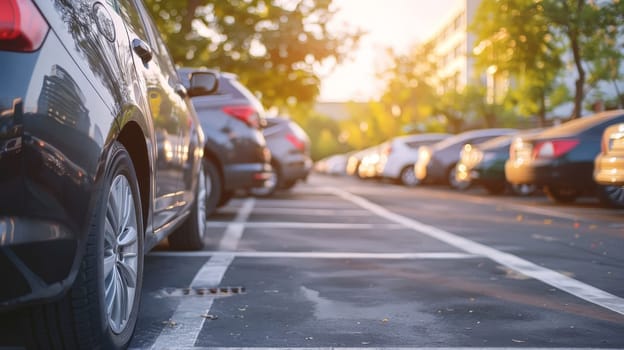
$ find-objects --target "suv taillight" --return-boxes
[286,133,304,151]
[533,139,579,159]
[222,105,259,128]
[0,0,48,52]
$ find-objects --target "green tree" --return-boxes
[377,44,438,131]
[471,0,565,126]
[540,0,594,119]
[583,1,624,109]
[144,0,362,108]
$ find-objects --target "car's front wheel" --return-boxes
[22,141,144,349]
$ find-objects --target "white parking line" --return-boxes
[145,347,614,350]
[207,222,403,230]
[152,254,234,349]
[218,198,255,250]
[324,186,624,316]
[248,207,371,216]
[149,251,478,260]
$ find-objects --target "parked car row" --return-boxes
[316,109,624,208]
[0,1,310,348]
[179,69,311,211]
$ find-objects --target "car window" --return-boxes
[133,1,179,85]
[470,136,500,145]
[216,77,244,97]
[288,121,309,141]
[406,140,435,149]
[117,0,147,40]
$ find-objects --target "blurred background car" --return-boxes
[456,130,540,195]
[315,152,353,176]
[415,128,517,189]
[251,116,312,196]
[595,123,624,184]
[377,133,450,186]
[357,144,384,179]
[0,1,214,348]
[180,68,272,213]
[506,110,624,206]
[346,148,367,177]
[594,123,624,207]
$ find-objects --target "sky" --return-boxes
[318,0,458,102]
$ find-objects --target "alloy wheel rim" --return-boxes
[605,185,624,205]
[104,175,139,334]
[402,168,418,186]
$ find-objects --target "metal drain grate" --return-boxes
[159,286,246,297]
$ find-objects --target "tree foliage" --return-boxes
[472,0,624,121]
[144,0,362,108]
[471,0,565,125]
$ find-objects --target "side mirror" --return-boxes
[188,72,219,97]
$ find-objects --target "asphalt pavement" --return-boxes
[131,173,624,349]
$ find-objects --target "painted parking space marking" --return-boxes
[324,186,624,316]
[207,222,403,230]
[143,347,616,350]
[218,198,255,250]
[152,199,255,348]
[248,207,372,216]
[149,251,478,260]
[152,253,234,348]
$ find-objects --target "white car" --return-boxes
[378,133,450,186]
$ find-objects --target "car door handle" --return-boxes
[132,38,153,64]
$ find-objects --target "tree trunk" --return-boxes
[569,0,585,119]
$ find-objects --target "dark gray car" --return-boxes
[252,116,312,196]
[0,0,216,348]
[180,68,272,214]
[415,128,517,189]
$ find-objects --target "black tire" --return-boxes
[484,182,506,195]
[544,185,580,203]
[168,159,209,251]
[448,164,471,190]
[399,166,420,187]
[22,141,144,349]
[202,159,222,215]
[596,185,624,208]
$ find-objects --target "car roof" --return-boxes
[537,110,624,138]
[393,133,451,143]
[432,128,517,151]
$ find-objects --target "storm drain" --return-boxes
[158,286,246,297]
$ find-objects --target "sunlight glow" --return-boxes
[319,0,458,102]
